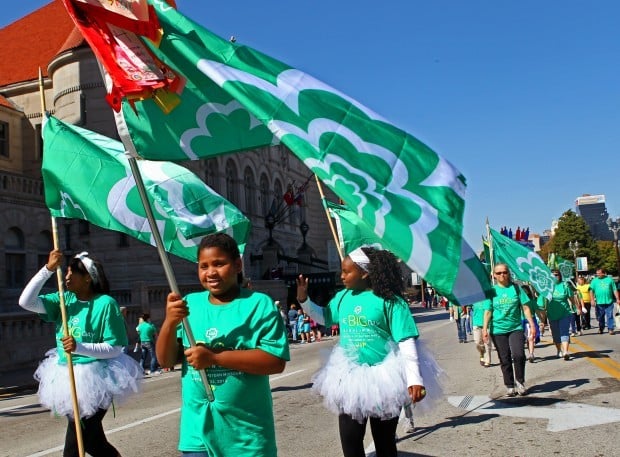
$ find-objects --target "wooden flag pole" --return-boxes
[39,68,86,457]
[314,175,343,261]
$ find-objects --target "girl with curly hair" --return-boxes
[296,246,441,457]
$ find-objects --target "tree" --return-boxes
[597,240,618,275]
[547,210,602,273]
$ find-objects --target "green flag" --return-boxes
[326,200,491,304]
[548,253,575,281]
[42,116,250,262]
[104,1,470,295]
[490,228,553,299]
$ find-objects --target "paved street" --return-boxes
[2,305,620,456]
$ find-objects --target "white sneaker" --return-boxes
[557,351,562,359]
[506,387,517,397]
[515,381,527,396]
[404,419,416,433]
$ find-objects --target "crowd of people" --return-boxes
[17,236,620,457]
[446,264,620,398]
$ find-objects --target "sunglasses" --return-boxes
[494,271,509,275]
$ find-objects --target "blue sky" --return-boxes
[4,1,620,250]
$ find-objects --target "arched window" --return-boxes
[5,227,25,288]
[244,167,256,215]
[225,159,238,203]
[205,160,219,192]
[260,173,270,216]
[37,230,53,268]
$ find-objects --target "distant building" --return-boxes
[575,194,611,241]
[0,2,336,313]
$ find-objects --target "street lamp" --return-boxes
[606,217,620,274]
[568,241,579,281]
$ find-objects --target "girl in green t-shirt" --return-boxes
[157,233,290,457]
[297,246,442,457]
[19,250,142,457]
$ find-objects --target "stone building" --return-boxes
[0,1,338,371]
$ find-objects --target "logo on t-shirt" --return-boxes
[354,305,362,315]
[205,327,218,340]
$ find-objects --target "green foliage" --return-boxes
[597,241,619,275]
[545,210,602,273]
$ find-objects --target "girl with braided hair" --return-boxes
[297,246,442,457]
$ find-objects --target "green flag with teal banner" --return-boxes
[325,200,491,304]
[42,115,250,262]
[102,1,474,297]
[490,228,553,299]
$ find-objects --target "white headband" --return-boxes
[349,247,370,271]
[74,251,100,285]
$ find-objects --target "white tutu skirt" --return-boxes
[312,340,444,423]
[34,349,142,419]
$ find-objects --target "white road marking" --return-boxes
[22,368,308,456]
[0,402,41,413]
[270,369,305,382]
[24,408,182,457]
[448,395,620,431]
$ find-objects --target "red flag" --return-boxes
[61,0,182,112]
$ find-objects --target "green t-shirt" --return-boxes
[176,288,290,456]
[323,289,419,366]
[483,284,532,335]
[137,321,157,343]
[589,276,617,304]
[449,303,465,318]
[471,300,487,327]
[546,282,573,321]
[39,292,127,364]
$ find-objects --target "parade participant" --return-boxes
[589,268,620,335]
[537,270,574,360]
[482,263,535,397]
[18,249,141,457]
[156,233,290,457]
[575,276,591,330]
[471,299,492,367]
[136,312,161,375]
[449,301,468,343]
[297,246,441,457]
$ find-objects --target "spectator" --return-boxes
[288,304,299,342]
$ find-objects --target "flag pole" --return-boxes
[485,218,496,285]
[125,157,215,402]
[314,175,343,261]
[39,68,86,457]
[94,62,215,400]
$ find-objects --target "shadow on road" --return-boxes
[271,382,313,393]
[404,413,499,440]
[527,378,590,394]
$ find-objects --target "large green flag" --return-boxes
[102,1,470,295]
[326,200,491,304]
[490,228,553,299]
[42,116,250,262]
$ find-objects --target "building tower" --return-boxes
[575,194,611,241]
